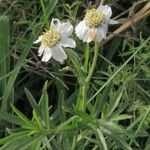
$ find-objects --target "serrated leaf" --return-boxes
[39,81,54,129]
[65,49,85,84]
[0,131,30,145]
[0,112,24,126]
[11,105,35,128]
[111,114,133,121]
[25,88,42,117]
[105,86,124,118]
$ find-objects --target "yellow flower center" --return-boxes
[85,8,104,27]
[42,29,61,47]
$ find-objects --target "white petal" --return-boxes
[95,28,103,42]
[101,24,108,38]
[51,45,67,63]
[59,38,76,48]
[41,47,52,62]
[83,28,94,43]
[75,20,89,41]
[33,36,43,44]
[58,22,73,37]
[108,19,118,24]
[97,5,112,19]
[38,44,45,56]
[50,18,61,30]
[75,20,86,35]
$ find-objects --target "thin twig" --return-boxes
[103,2,150,44]
[11,53,68,89]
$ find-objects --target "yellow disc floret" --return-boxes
[42,29,61,47]
[85,8,104,27]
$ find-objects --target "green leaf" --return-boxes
[0,16,10,97]
[58,91,66,122]
[1,134,44,150]
[65,49,85,84]
[24,88,42,117]
[58,90,71,149]
[96,122,132,150]
[33,109,43,129]
[0,131,30,145]
[39,81,51,129]
[111,114,133,121]
[95,129,108,150]
[13,134,44,150]
[57,116,77,133]
[74,110,96,124]
[11,105,35,128]
[93,81,114,116]
[105,86,124,118]
[107,132,132,150]
[0,112,24,126]
[129,106,150,145]
[24,88,38,109]
[98,120,125,135]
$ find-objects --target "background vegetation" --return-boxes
[0,0,150,149]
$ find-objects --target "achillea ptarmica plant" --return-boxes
[75,4,118,43]
[34,18,76,63]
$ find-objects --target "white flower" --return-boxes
[75,5,118,43]
[34,18,76,63]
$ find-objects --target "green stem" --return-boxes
[76,85,87,111]
[76,43,90,111]
[84,43,90,73]
[86,42,99,83]
[76,42,99,111]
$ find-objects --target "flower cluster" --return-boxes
[34,4,118,63]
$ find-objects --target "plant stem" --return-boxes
[86,42,99,83]
[75,43,89,111]
[84,43,90,73]
[76,42,99,111]
[76,85,87,111]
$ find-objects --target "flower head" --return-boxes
[34,18,76,63]
[75,5,118,43]
[85,8,104,27]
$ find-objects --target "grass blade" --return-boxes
[0,16,10,97]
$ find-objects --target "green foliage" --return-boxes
[0,0,150,149]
